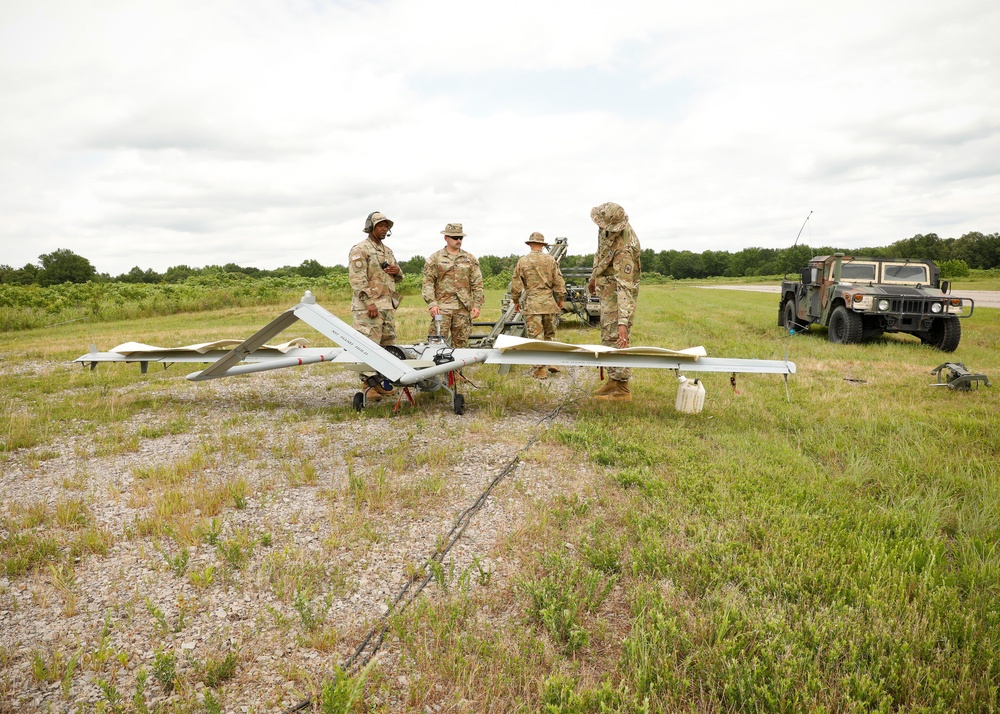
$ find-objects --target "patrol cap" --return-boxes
[441,223,466,237]
[590,202,628,232]
[525,231,549,246]
[364,211,394,233]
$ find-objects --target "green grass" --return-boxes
[384,287,1000,712]
[2,284,998,711]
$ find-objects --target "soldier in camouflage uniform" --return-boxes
[349,211,403,399]
[511,232,566,379]
[588,202,641,401]
[422,223,484,348]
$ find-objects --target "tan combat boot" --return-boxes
[374,383,395,396]
[593,379,631,401]
[532,365,549,380]
[592,379,617,397]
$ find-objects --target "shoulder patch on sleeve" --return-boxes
[352,259,365,269]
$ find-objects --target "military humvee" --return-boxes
[778,253,974,351]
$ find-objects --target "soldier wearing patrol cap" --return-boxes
[349,211,403,399]
[422,223,485,348]
[511,232,566,379]
[588,202,641,401]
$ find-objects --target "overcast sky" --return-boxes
[2,0,998,276]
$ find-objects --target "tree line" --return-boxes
[2,231,997,287]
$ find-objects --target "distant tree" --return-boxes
[37,249,96,286]
[222,262,264,277]
[478,255,504,278]
[297,259,326,278]
[670,251,704,279]
[640,248,660,275]
[889,233,945,261]
[950,231,1000,270]
[0,263,40,285]
[399,256,426,275]
[560,253,593,269]
[117,266,163,283]
[700,250,730,278]
[164,264,197,283]
[726,247,766,277]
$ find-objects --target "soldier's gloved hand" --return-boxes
[367,304,379,318]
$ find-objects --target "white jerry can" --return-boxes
[675,375,706,414]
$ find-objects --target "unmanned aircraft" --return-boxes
[76,291,796,414]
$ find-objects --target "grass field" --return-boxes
[2,285,999,712]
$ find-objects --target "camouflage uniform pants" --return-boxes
[597,277,637,382]
[524,313,557,369]
[428,310,473,348]
[352,308,397,346]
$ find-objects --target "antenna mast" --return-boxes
[792,210,812,248]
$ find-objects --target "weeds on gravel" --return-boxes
[1,532,60,577]
[199,650,239,688]
[284,458,319,486]
[189,565,215,589]
[318,662,373,714]
[48,563,77,615]
[0,408,45,452]
[262,546,345,601]
[217,527,257,570]
[152,649,177,694]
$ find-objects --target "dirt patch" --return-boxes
[0,363,600,712]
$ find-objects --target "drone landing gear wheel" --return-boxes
[452,393,465,415]
[352,392,364,412]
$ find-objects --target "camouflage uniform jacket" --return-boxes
[590,224,642,324]
[422,248,485,312]
[511,251,566,315]
[349,238,404,311]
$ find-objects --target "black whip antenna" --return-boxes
[784,210,812,280]
[792,210,812,248]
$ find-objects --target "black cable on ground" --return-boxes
[281,372,585,713]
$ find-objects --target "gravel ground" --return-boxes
[1,362,597,713]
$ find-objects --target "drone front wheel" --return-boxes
[453,393,465,415]
[352,392,364,412]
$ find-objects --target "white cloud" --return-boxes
[1,0,998,275]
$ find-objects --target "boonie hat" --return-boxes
[364,211,394,233]
[441,223,466,237]
[525,232,549,246]
[590,202,628,232]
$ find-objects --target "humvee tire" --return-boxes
[920,316,961,352]
[829,305,863,344]
[782,300,806,334]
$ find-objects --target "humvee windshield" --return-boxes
[839,262,877,282]
[883,263,930,283]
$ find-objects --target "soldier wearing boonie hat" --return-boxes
[511,232,566,379]
[348,211,404,399]
[422,223,484,348]
[587,202,642,401]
